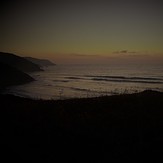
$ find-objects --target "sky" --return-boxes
[1,0,163,64]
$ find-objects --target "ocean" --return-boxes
[3,64,163,99]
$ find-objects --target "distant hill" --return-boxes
[0,62,34,89]
[24,57,55,67]
[0,52,43,72]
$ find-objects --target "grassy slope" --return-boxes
[0,90,163,162]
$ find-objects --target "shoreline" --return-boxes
[1,86,163,101]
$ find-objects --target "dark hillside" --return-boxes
[0,62,34,89]
[25,57,55,67]
[0,52,43,72]
[0,90,163,162]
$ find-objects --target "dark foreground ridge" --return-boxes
[0,90,163,162]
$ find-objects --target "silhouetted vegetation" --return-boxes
[0,90,163,162]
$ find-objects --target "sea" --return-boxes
[3,64,163,100]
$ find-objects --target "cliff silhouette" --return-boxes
[24,57,55,67]
[0,62,34,89]
[0,52,49,89]
[0,52,43,72]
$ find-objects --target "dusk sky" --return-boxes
[1,0,163,64]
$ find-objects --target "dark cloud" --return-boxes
[113,50,128,54]
[113,50,139,54]
[120,50,128,53]
[69,53,99,57]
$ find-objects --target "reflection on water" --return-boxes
[3,64,163,99]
